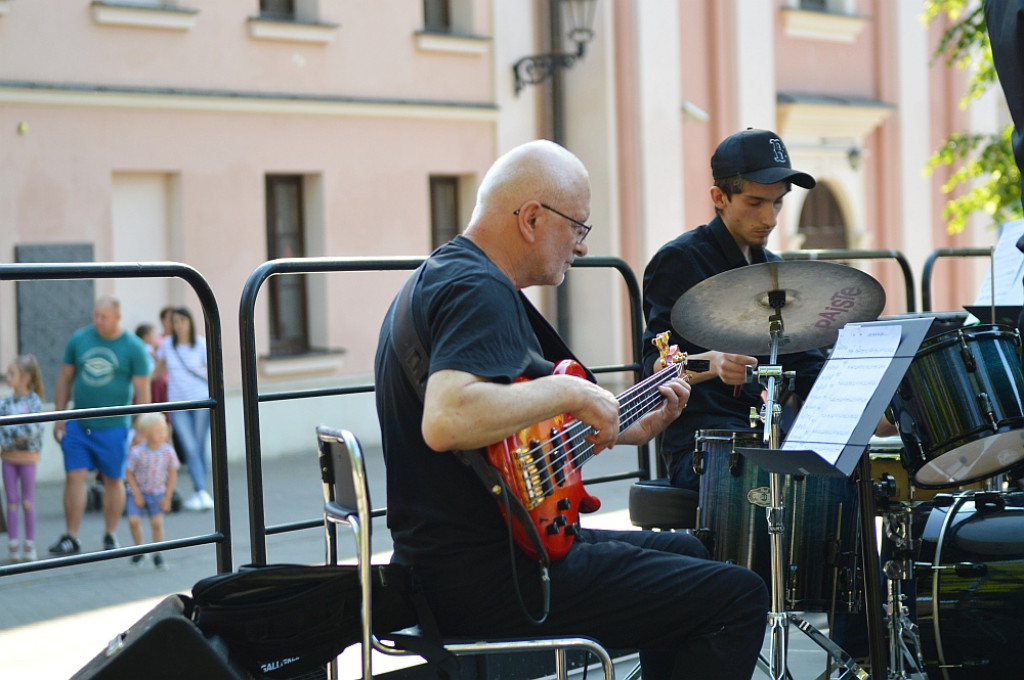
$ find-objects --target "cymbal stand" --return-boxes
[879,501,927,679]
[752,312,789,680]
[750,304,867,680]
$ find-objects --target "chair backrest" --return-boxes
[315,425,616,680]
[318,424,371,534]
[317,425,377,679]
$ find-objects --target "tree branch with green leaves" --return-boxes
[924,0,1022,233]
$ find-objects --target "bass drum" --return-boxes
[915,491,1024,679]
[694,429,861,613]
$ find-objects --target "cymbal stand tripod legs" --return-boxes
[754,315,867,680]
[880,503,927,679]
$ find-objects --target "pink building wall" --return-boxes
[0,0,1009,468]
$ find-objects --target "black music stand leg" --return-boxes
[857,451,888,678]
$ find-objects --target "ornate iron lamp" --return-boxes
[512,0,597,95]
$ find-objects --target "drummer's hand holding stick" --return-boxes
[654,350,756,389]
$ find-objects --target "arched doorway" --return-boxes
[797,184,848,250]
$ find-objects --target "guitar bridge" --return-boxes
[515,438,552,509]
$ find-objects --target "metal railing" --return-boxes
[0,262,233,576]
[238,255,652,565]
[920,247,992,312]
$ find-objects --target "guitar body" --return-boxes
[483,343,686,562]
[484,360,601,561]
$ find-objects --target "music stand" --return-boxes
[740,316,932,478]
[963,304,1022,328]
[737,316,932,680]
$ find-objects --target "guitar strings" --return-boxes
[515,362,684,493]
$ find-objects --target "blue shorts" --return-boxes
[127,490,167,517]
[61,421,129,480]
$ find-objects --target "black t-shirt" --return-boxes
[374,235,583,564]
[641,216,826,489]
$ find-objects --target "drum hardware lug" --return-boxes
[728,450,742,477]
[977,391,998,428]
[931,493,956,507]
[692,448,705,476]
[907,428,928,462]
[974,491,1005,513]
[957,332,977,372]
[748,406,761,428]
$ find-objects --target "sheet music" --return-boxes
[781,325,900,464]
[974,218,1024,306]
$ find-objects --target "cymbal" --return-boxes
[671,260,886,355]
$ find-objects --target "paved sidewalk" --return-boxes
[0,443,855,679]
[0,446,347,678]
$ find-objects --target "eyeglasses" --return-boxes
[514,203,593,245]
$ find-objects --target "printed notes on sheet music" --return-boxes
[782,325,900,464]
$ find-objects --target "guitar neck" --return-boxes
[569,362,683,469]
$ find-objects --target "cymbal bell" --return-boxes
[671,260,886,355]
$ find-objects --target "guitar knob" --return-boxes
[545,524,560,535]
[565,524,579,537]
[557,498,571,511]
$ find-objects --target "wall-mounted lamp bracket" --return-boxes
[513,51,580,95]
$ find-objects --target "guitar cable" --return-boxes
[498,482,551,626]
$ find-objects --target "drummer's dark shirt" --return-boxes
[642,215,826,490]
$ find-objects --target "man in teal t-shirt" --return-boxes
[49,297,151,556]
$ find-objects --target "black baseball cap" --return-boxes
[711,128,816,189]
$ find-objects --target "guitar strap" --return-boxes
[390,269,553,623]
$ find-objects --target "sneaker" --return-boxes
[198,489,215,510]
[102,533,120,551]
[183,493,205,511]
[8,540,20,563]
[48,534,81,556]
[22,543,37,562]
[153,553,168,570]
[129,554,146,567]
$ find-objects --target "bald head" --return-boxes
[461,140,592,288]
[93,296,123,340]
[468,140,590,230]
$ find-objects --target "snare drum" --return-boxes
[868,437,984,507]
[694,429,861,612]
[868,437,912,504]
[915,491,1024,679]
[889,325,1024,488]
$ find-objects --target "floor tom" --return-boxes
[695,429,861,612]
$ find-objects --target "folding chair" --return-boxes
[316,425,615,680]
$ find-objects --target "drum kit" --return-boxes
[670,260,1024,680]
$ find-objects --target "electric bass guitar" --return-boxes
[484,333,703,561]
